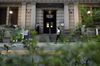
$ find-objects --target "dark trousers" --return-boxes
[24,35,29,40]
[4,45,9,52]
[55,35,60,43]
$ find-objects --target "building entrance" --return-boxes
[0,7,7,25]
[43,10,56,34]
[9,7,18,25]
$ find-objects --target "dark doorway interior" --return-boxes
[10,7,18,25]
[0,7,7,25]
[43,10,56,34]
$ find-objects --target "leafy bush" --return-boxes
[79,5,93,27]
[11,32,23,43]
[58,33,69,43]
[0,30,4,42]
[0,39,100,66]
[29,29,37,39]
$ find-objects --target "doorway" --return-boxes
[43,10,56,34]
[10,7,18,25]
[0,7,7,25]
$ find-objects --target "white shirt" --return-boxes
[24,30,29,35]
[57,28,60,35]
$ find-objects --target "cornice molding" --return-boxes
[0,0,100,4]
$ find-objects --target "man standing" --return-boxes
[24,29,29,40]
[55,27,61,44]
[35,24,40,34]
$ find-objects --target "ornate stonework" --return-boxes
[0,0,100,3]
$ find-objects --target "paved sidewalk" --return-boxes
[0,42,78,55]
[1,50,29,55]
[0,43,11,47]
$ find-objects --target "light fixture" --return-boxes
[87,10,91,15]
[46,23,49,28]
[9,10,13,14]
[48,10,51,14]
[61,23,64,26]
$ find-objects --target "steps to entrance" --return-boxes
[37,34,56,42]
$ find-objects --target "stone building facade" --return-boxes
[0,0,100,33]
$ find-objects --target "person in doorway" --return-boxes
[55,27,61,44]
[35,24,40,34]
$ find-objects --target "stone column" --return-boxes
[64,3,69,29]
[18,6,21,26]
[31,2,36,29]
[21,2,26,29]
[6,7,10,25]
[74,3,79,28]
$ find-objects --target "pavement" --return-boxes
[0,42,77,55]
[0,42,81,64]
[0,43,11,47]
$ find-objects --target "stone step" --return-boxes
[3,38,11,43]
[38,34,56,42]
